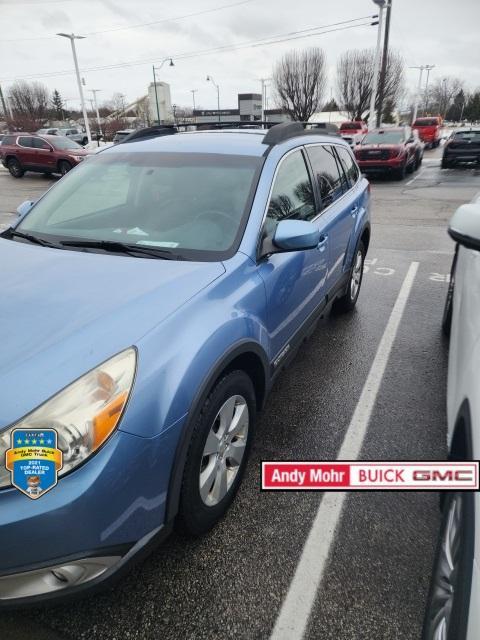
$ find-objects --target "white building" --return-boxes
[148,82,173,124]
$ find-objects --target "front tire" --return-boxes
[422,491,474,640]
[442,248,457,338]
[177,370,256,536]
[58,160,72,176]
[333,240,366,313]
[395,162,407,180]
[441,157,451,169]
[7,157,24,178]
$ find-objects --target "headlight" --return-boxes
[70,155,84,162]
[0,348,136,490]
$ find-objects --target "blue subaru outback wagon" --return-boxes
[0,122,370,605]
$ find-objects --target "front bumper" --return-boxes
[357,157,404,173]
[0,423,182,606]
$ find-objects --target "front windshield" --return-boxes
[453,131,480,142]
[18,151,262,260]
[362,131,404,145]
[51,137,82,150]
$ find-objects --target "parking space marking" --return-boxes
[269,261,419,640]
[405,168,425,187]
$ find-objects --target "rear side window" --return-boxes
[33,138,51,150]
[336,146,359,187]
[1,135,15,145]
[265,150,315,231]
[306,145,345,210]
[18,136,35,148]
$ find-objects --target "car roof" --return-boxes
[454,128,480,133]
[103,128,345,157]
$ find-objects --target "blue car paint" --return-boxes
[0,129,370,598]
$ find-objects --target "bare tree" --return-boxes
[336,48,404,121]
[273,48,327,121]
[428,77,464,118]
[7,80,49,130]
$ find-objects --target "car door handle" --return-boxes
[351,205,359,218]
[317,234,328,251]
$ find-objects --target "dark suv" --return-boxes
[0,134,90,178]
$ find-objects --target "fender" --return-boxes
[165,339,269,522]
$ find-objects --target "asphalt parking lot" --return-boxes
[1,149,480,640]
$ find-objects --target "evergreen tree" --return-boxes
[464,91,480,122]
[51,89,64,118]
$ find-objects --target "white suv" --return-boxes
[423,200,480,640]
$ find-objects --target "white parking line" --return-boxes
[405,169,425,186]
[269,261,419,640]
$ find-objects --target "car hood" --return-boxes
[0,238,225,428]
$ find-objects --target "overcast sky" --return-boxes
[1,0,478,112]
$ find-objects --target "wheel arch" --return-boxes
[165,340,269,522]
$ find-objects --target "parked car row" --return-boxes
[0,133,91,177]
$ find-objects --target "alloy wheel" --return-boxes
[350,249,363,301]
[199,395,249,507]
[426,495,463,640]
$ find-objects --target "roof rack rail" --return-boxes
[262,121,340,146]
[117,120,340,145]
[119,125,178,144]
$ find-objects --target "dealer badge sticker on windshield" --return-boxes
[5,429,63,499]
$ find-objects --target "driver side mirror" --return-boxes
[262,219,320,257]
[449,203,480,252]
[16,200,35,220]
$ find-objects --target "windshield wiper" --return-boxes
[59,239,184,260]
[4,228,63,248]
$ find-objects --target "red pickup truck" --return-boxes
[412,117,442,148]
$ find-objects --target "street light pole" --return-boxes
[410,65,434,124]
[423,64,435,114]
[375,0,392,128]
[152,58,174,126]
[57,33,92,144]
[368,0,386,127]
[89,89,103,139]
[206,75,220,122]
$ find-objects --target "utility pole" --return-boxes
[375,0,392,128]
[191,89,197,122]
[89,89,103,139]
[368,0,386,127]
[57,33,92,144]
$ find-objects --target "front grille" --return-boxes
[358,149,391,160]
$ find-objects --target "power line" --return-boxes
[2,17,377,82]
[0,0,254,42]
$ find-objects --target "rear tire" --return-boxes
[333,241,366,314]
[442,248,457,338]
[58,160,72,176]
[7,157,24,178]
[177,370,256,536]
[82,137,88,146]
